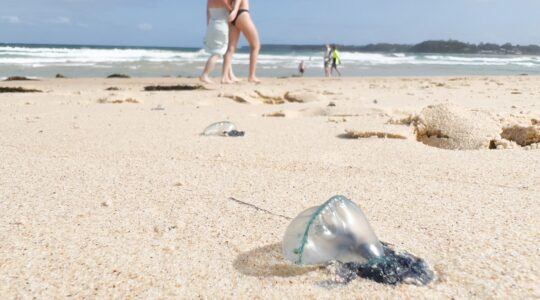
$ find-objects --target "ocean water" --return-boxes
[1,44,540,79]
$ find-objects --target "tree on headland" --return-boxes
[257,40,540,55]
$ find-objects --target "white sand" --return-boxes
[0,76,539,298]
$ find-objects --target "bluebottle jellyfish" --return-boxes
[282,195,436,286]
[202,121,245,137]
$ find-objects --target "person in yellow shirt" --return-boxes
[330,45,342,77]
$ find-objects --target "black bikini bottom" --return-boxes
[231,9,249,26]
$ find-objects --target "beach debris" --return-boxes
[55,73,67,78]
[262,111,286,117]
[414,104,501,150]
[151,105,165,111]
[4,76,35,81]
[328,102,336,107]
[202,121,244,137]
[228,197,291,220]
[219,93,251,103]
[283,196,436,286]
[284,91,320,103]
[501,124,540,146]
[387,114,420,126]
[340,130,407,140]
[524,142,540,150]
[107,73,130,79]
[97,98,140,104]
[489,139,520,150]
[0,87,42,93]
[254,90,285,104]
[144,84,204,91]
[328,117,347,123]
[105,87,120,91]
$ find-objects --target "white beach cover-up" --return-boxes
[205,8,229,56]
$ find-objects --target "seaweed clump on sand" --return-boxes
[0,87,42,93]
[4,76,35,81]
[107,74,130,79]
[144,84,205,91]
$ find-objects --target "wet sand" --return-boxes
[0,76,539,298]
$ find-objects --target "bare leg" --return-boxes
[235,13,261,83]
[229,68,241,82]
[334,67,341,76]
[221,26,241,84]
[200,54,219,83]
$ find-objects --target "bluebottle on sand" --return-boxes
[283,195,436,286]
[202,121,245,137]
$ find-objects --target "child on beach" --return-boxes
[200,0,238,84]
[221,0,261,83]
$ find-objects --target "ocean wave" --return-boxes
[1,45,540,71]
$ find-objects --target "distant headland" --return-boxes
[257,40,540,55]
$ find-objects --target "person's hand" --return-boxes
[228,10,238,23]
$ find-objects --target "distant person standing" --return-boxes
[298,60,306,76]
[324,44,332,77]
[330,45,342,76]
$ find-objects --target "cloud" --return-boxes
[48,17,71,24]
[138,23,153,31]
[0,16,21,24]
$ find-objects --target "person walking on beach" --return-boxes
[330,45,342,77]
[200,0,238,83]
[324,44,332,77]
[221,0,261,83]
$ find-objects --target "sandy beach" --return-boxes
[1,76,539,298]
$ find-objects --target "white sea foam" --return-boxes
[1,45,540,76]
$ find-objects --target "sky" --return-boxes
[1,0,539,47]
